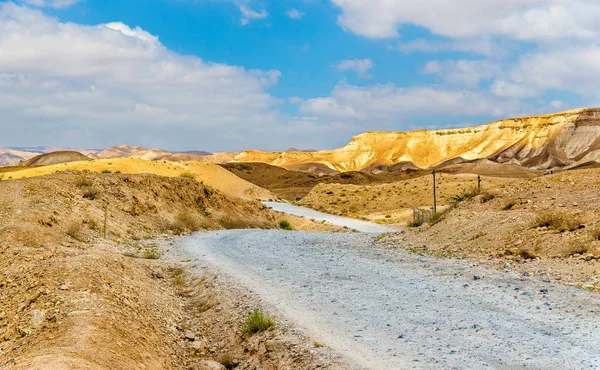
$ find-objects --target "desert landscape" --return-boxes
[2,108,600,368]
[3,1,600,368]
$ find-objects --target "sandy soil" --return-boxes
[0,172,334,369]
[299,173,519,224]
[0,158,275,201]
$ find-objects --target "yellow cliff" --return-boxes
[233,108,600,171]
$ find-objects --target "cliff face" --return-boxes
[233,108,600,171]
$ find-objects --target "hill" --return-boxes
[20,151,92,167]
[1,158,275,201]
[233,108,600,171]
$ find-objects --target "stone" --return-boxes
[58,284,70,291]
[191,340,203,350]
[539,288,548,294]
[0,312,5,320]
[2,328,14,342]
[29,310,45,328]
[473,274,481,281]
[184,330,196,341]
[585,254,595,262]
[195,360,226,370]
[151,268,165,279]
[265,339,285,352]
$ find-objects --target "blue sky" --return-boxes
[0,0,599,151]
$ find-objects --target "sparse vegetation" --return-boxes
[314,342,323,348]
[480,192,495,203]
[590,227,600,241]
[83,188,98,200]
[278,220,293,230]
[532,211,582,232]
[75,175,92,187]
[66,222,85,241]
[218,354,238,369]
[564,242,590,257]
[450,187,479,204]
[143,244,161,259]
[170,211,201,235]
[241,309,275,336]
[179,171,196,181]
[102,169,112,174]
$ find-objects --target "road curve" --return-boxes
[263,201,401,233]
[172,229,600,369]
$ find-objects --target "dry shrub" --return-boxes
[590,227,600,241]
[170,211,201,235]
[83,188,98,200]
[480,192,495,203]
[220,216,271,230]
[218,354,238,369]
[179,171,197,181]
[533,211,582,232]
[66,222,85,242]
[75,175,92,188]
[564,242,590,257]
[278,220,292,230]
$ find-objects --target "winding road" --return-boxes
[171,207,600,369]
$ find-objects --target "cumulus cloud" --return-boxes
[0,3,288,150]
[424,60,500,88]
[286,8,305,20]
[333,58,375,79]
[331,0,600,42]
[297,82,521,121]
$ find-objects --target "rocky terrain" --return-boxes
[0,172,337,369]
[234,108,600,171]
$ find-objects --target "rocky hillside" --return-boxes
[234,108,600,171]
[20,151,91,167]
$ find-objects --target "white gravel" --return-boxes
[171,229,600,370]
[264,201,401,233]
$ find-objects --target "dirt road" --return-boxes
[171,228,600,369]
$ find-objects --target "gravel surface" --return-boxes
[172,229,600,369]
[264,201,401,233]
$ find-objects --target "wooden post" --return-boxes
[103,203,108,239]
[477,175,482,194]
[432,169,437,214]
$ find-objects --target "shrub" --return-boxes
[503,199,518,210]
[241,309,275,336]
[533,211,582,232]
[179,171,196,181]
[590,227,600,241]
[220,217,269,230]
[480,192,495,203]
[278,220,292,230]
[83,189,98,200]
[218,354,238,369]
[75,175,92,187]
[66,222,85,241]
[101,169,112,174]
[143,244,161,259]
[564,242,589,257]
[450,187,479,204]
[170,211,200,235]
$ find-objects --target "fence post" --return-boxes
[477,175,481,194]
[103,203,108,239]
[432,169,437,214]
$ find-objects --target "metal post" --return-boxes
[477,175,481,194]
[432,169,437,214]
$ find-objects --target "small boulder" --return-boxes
[195,360,226,370]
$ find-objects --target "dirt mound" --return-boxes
[0,172,332,369]
[222,162,430,201]
[395,168,600,288]
[437,159,542,178]
[1,158,275,201]
[20,151,91,167]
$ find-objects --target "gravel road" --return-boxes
[264,201,401,233]
[172,229,600,369]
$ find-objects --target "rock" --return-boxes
[191,340,203,350]
[539,288,548,294]
[184,330,196,341]
[195,361,226,370]
[151,268,165,279]
[2,328,14,342]
[473,274,481,281]
[265,339,285,352]
[58,284,70,291]
[585,254,595,261]
[29,310,45,328]
[0,311,5,320]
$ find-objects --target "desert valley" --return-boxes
[1,108,600,369]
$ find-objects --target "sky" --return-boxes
[0,0,599,152]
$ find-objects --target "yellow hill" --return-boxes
[0,158,275,201]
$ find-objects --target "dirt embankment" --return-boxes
[0,172,328,369]
[386,168,600,289]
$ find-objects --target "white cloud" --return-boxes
[298,82,521,121]
[394,38,505,57]
[238,4,268,26]
[331,0,600,42]
[424,60,500,88]
[333,58,375,79]
[0,3,289,150]
[286,8,305,20]
[21,0,79,9]
[490,80,538,98]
